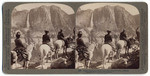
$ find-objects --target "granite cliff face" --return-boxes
[50,5,75,36]
[29,5,54,32]
[11,9,29,28]
[76,9,93,28]
[11,5,139,37]
[11,5,75,37]
[76,5,139,36]
[93,5,118,32]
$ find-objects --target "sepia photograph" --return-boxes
[9,2,142,71]
[10,3,76,69]
[75,3,140,69]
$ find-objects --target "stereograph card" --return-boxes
[2,2,148,74]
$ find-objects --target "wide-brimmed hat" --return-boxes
[45,30,49,33]
[16,32,21,38]
[107,30,111,33]
[78,31,82,35]
[123,29,125,32]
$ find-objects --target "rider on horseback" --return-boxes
[119,29,130,55]
[57,29,67,48]
[104,30,115,51]
[104,30,112,44]
[57,29,65,41]
[120,29,127,41]
[42,30,50,44]
[13,32,27,61]
[76,31,88,60]
[42,30,54,50]
[14,32,26,51]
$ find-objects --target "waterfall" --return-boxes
[26,13,30,29]
[90,12,94,28]
[89,12,94,43]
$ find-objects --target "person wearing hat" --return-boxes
[15,32,25,48]
[57,29,64,40]
[77,31,86,47]
[104,30,112,44]
[104,30,116,52]
[120,29,127,41]
[42,30,50,44]
[76,31,87,60]
[14,32,26,61]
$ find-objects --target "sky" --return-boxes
[79,3,139,15]
[15,3,139,15]
[14,3,75,14]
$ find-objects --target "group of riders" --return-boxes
[12,28,139,66]
[76,29,129,60]
[12,29,66,65]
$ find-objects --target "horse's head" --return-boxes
[88,42,99,51]
[93,41,99,48]
[29,41,36,50]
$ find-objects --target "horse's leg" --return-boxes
[87,60,90,69]
[46,55,49,63]
[64,47,68,58]
[103,58,105,69]
[54,49,57,59]
[41,50,48,69]
[101,48,105,69]
[108,54,110,63]
[26,53,31,68]
[124,46,127,56]
[41,50,47,69]
[75,51,79,62]
[23,59,26,69]
[117,49,120,59]
[56,50,59,59]
[50,54,52,61]
[26,61,29,68]
[62,46,67,58]
[102,54,105,69]
[119,49,121,59]
[125,46,129,56]
[84,59,87,68]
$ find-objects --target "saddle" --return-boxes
[13,47,28,61]
[76,46,89,61]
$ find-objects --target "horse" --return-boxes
[11,51,23,69]
[25,42,35,68]
[116,40,127,59]
[53,36,74,59]
[115,37,139,59]
[53,40,65,59]
[39,44,54,69]
[76,42,98,69]
[85,42,98,68]
[101,44,114,69]
[13,42,35,69]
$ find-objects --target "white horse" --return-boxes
[116,40,127,59]
[53,40,65,59]
[85,42,98,68]
[39,44,54,69]
[101,44,114,69]
[25,42,35,68]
